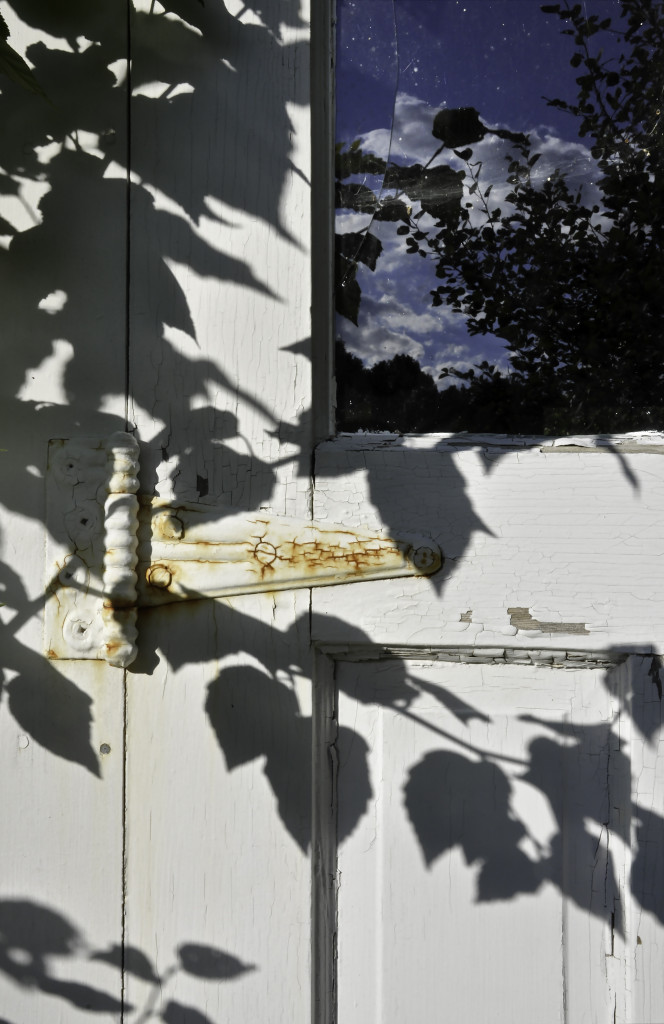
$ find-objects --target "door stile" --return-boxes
[122,1,316,1019]
[312,649,339,1024]
[0,2,132,1018]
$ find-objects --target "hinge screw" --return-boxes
[254,541,277,565]
[154,510,184,540]
[147,564,172,589]
[412,546,436,571]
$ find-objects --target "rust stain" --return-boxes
[508,607,589,635]
[146,564,173,589]
[247,537,405,581]
[103,640,125,658]
[152,510,184,541]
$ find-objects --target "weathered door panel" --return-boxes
[335,658,626,1024]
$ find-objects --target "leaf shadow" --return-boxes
[0,897,254,1020]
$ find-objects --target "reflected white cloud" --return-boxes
[337,90,600,376]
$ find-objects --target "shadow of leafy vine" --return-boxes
[0,897,252,1022]
[0,0,662,1018]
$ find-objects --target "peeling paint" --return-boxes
[508,607,589,635]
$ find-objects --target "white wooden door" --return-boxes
[1,2,664,1024]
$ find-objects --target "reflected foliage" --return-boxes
[336,338,546,433]
[336,0,664,433]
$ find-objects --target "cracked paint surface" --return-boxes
[313,434,664,653]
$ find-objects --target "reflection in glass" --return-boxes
[335,0,664,434]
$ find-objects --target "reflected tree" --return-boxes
[336,0,664,433]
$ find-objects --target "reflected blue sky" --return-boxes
[335,0,622,377]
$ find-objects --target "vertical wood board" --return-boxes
[124,2,314,1020]
[0,4,129,1018]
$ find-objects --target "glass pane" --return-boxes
[335,0,664,434]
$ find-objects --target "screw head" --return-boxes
[147,564,172,589]
[155,511,184,540]
[412,545,437,572]
[63,613,95,652]
[254,541,277,565]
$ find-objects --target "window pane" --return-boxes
[335,0,664,434]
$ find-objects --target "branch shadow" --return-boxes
[0,1,662,1017]
[0,896,253,1022]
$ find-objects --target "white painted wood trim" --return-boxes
[326,431,664,452]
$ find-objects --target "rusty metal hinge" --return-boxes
[44,434,442,667]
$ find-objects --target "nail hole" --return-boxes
[100,743,111,755]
